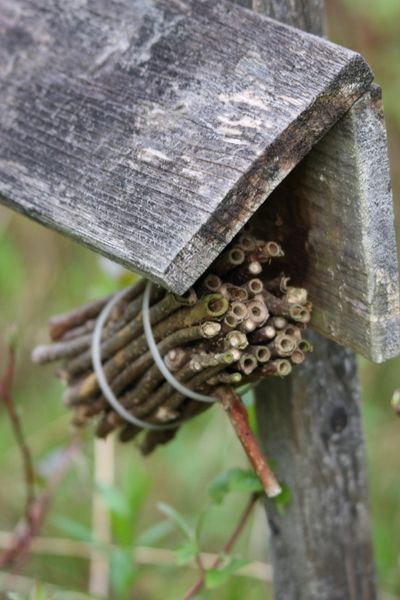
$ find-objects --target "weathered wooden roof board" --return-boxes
[0,0,372,290]
[302,86,400,362]
[0,0,399,362]
[249,85,400,362]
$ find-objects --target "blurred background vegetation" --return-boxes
[0,1,399,598]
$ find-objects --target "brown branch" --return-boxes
[182,493,259,600]
[48,294,115,340]
[0,344,36,520]
[216,385,281,498]
[0,435,81,569]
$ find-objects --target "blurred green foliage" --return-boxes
[1,1,400,598]
[0,220,269,598]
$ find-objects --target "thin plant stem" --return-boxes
[0,344,36,521]
[182,494,259,600]
[0,435,81,569]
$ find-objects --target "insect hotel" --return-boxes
[1,0,399,597]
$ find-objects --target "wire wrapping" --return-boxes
[91,282,217,432]
[142,282,217,404]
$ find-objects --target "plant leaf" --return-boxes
[30,584,48,600]
[97,483,130,517]
[205,557,247,589]
[274,482,292,516]
[51,515,93,542]
[157,502,193,540]
[174,539,199,566]
[135,519,174,547]
[110,547,137,595]
[194,507,209,547]
[208,468,263,504]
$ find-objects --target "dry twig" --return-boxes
[0,435,80,569]
[0,342,36,521]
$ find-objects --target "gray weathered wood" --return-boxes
[1,0,399,362]
[250,85,400,362]
[238,0,324,34]
[255,332,376,600]
[239,1,378,598]
[0,0,372,296]
[242,1,399,363]
[298,85,400,362]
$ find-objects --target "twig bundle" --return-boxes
[32,232,312,495]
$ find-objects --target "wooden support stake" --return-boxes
[89,437,114,598]
[232,1,378,598]
[256,333,376,599]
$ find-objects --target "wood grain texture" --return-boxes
[242,1,377,599]
[300,85,400,362]
[240,0,324,34]
[250,85,400,362]
[255,332,376,600]
[238,3,400,363]
[0,0,372,293]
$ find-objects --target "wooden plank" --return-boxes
[255,332,377,600]
[251,86,400,362]
[239,1,377,599]
[301,85,400,362]
[0,0,372,294]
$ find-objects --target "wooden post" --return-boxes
[256,333,376,599]
[233,1,378,598]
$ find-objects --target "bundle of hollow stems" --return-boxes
[32,232,312,497]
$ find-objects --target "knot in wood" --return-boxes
[329,406,348,434]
